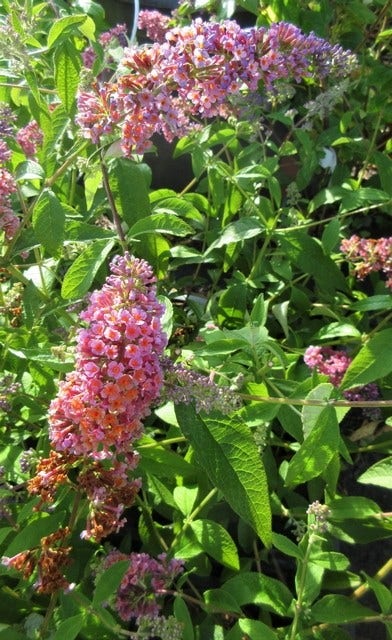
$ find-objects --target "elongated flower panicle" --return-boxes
[25,253,167,556]
[77,19,356,156]
[49,253,167,458]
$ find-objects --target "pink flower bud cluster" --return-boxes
[341,235,392,290]
[16,120,43,157]
[100,550,183,622]
[304,345,380,410]
[77,19,356,156]
[49,252,167,458]
[138,9,171,43]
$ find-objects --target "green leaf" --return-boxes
[309,551,350,571]
[205,217,264,254]
[54,42,81,114]
[329,496,380,520]
[5,512,66,557]
[47,15,89,48]
[226,619,277,640]
[339,187,390,214]
[7,348,74,373]
[272,533,304,560]
[351,295,392,312]
[174,598,194,640]
[223,572,293,617]
[203,588,242,614]
[15,160,45,181]
[312,322,361,341]
[285,406,339,486]
[189,520,240,570]
[341,329,392,389]
[173,486,198,516]
[311,595,376,623]
[108,159,151,226]
[279,231,348,294]
[53,615,84,640]
[138,437,194,479]
[129,213,193,238]
[175,406,271,546]
[32,189,65,256]
[92,560,129,606]
[61,239,114,299]
[302,383,334,439]
[357,457,392,489]
[366,574,392,614]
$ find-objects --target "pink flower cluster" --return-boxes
[49,253,167,457]
[0,165,18,241]
[304,345,379,407]
[29,253,167,542]
[341,235,392,289]
[77,19,356,156]
[16,120,43,157]
[0,111,43,241]
[100,550,183,622]
[304,345,351,386]
[138,9,171,43]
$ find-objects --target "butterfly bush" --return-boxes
[77,19,356,156]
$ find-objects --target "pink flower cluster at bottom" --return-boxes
[101,550,183,621]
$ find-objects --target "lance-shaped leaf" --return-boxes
[285,405,339,486]
[175,405,271,547]
[340,328,392,389]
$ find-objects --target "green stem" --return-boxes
[100,153,127,251]
[241,393,392,409]
[288,532,316,640]
[135,493,169,552]
[138,436,186,449]
[45,142,88,189]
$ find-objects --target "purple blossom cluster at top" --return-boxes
[100,550,183,622]
[341,235,392,289]
[77,19,356,156]
[304,345,380,412]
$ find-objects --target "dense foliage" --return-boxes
[0,0,391,638]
